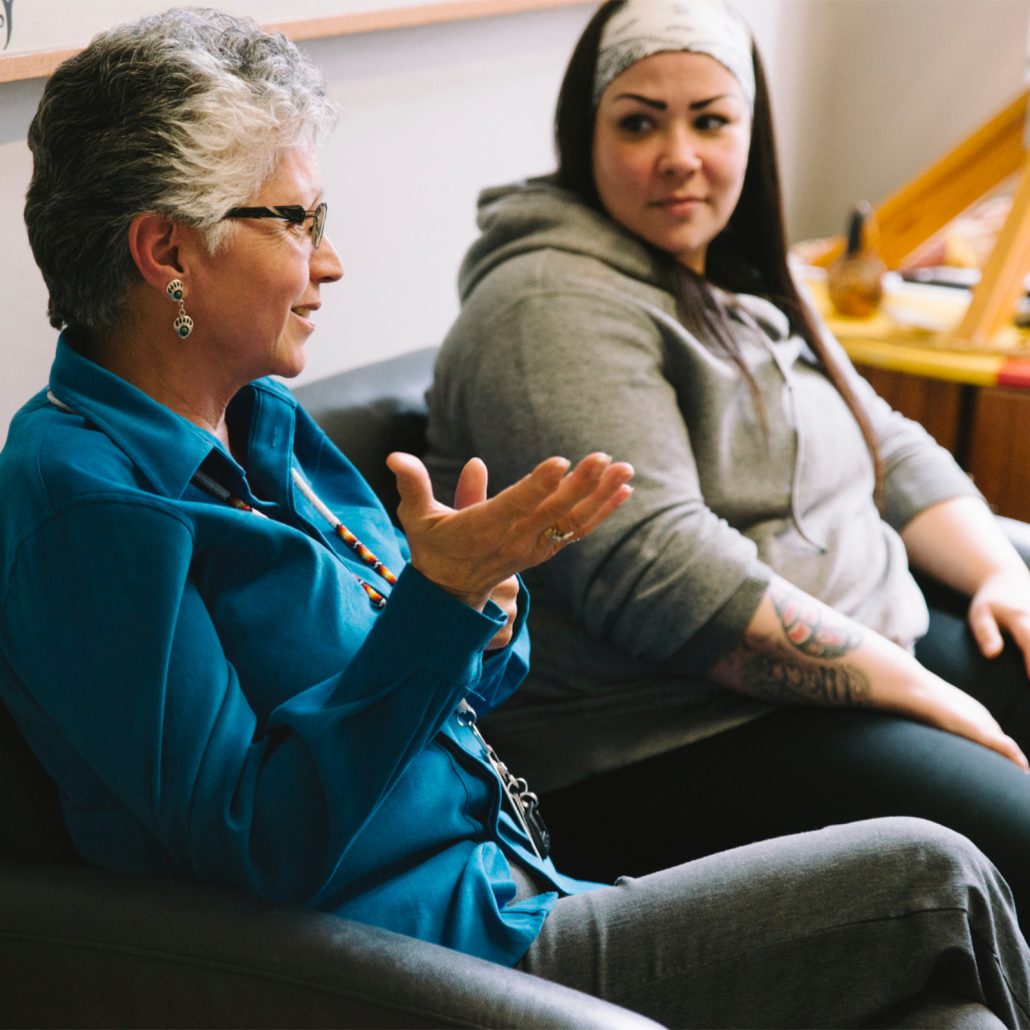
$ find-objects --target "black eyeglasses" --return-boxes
[222,201,328,249]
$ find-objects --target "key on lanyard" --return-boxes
[457,700,551,860]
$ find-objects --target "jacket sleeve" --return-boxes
[1,496,528,903]
[430,279,771,673]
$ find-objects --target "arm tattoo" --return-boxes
[709,583,873,707]
[770,582,865,660]
[723,646,873,707]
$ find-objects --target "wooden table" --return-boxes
[806,274,1030,521]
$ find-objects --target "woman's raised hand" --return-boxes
[387,451,634,611]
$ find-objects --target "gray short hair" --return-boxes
[25,7,338,339]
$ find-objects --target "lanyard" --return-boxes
[46,390,396,607]
[457,700,550,860]
[290,469,398,605]
[196,467,549,857]
[191,466,398,609]
[45,390,547,857]
[198,467,550,857]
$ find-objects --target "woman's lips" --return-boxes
[655,196,705,215]
[291,305,318,330]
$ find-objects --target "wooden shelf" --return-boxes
[0,0,591,84]
[809,88,1030,351]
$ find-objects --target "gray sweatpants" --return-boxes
[519,817,1030,1028]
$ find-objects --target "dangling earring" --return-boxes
[166,279,194,339]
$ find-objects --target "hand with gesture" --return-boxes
[386,451,634,612]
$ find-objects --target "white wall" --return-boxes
[296,5,594,386]
[1,1,1028,446]
[0,5,595,444]
[773,0,1030,242]
[1,73,50,448]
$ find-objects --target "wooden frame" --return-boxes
[811,88,1030,350]
[0,0,591,84]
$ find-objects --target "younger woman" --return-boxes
[426,0,1030,925]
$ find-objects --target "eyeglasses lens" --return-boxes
[311,203,327,249]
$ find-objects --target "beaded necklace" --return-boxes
[193,469,551,854]
[46,390,397,608]
[198,467,554,853]
[191,466,397,609]
[46,390,548,857]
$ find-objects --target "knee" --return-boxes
[880,813,985,855]
[842,816,1010,910]
[851,815,984,865]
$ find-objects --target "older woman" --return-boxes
[426,0,1030,925]
[1,7,1028,1026]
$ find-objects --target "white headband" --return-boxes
[593,0,755,111]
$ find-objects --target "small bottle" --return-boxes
[827,201,886,317]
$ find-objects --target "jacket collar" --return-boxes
[47,335,298,500]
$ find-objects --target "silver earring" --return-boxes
[166,279,193,339]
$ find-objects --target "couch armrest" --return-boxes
[0,862,662,1029]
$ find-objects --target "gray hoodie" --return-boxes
[426,178,980,791]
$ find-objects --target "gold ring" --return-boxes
[543,525,576,544]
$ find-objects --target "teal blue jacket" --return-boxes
[0,338,593,965]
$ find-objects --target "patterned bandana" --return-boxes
[593,0,754,110]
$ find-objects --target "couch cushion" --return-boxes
[0,689,78,864]
[294,347,438,524]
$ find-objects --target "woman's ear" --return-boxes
[127,212,194,291]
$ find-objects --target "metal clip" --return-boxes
[456,701,550,859]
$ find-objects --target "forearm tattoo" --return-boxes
[770,582,865,660]
[722,647,873,707]
[712,583,872,707]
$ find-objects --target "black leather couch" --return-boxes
[0,347,660,1030]
[6,346,1030,1028]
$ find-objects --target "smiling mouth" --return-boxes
[292,306,316,318]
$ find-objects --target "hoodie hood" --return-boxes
[458,176,665,302]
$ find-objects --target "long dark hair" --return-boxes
[555,0,882,490]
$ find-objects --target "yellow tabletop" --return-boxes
[803,271,1030,386]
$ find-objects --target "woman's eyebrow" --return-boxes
[612,92,734,111]
[613,92,666,110]
[691,93,734,110]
